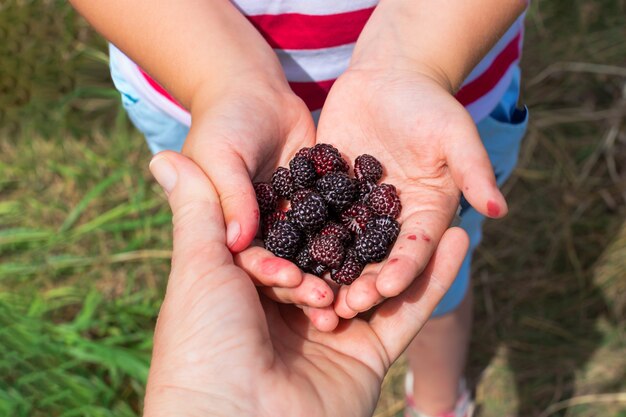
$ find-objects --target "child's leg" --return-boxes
[406,287,473,415]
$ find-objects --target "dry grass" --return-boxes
[1,0,625,416]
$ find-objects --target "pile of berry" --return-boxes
[255,144,401,285]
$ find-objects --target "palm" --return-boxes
[317,69,500,315]
[149,256,469,417]
[149,260,389,417]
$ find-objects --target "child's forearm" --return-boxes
[351,0,527,92]
[70,0,287,111]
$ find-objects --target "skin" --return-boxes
[144,152,469,417]
[70,1,526,413]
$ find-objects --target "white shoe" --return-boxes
[404,371,475,417]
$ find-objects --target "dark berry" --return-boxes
[271,167,294,199]
[354,154,383,182]
[309,143,349,176]
[287,192,328,233]
[254,182,277,214]
[320,222,352,245]
[265,220,303,259]
[310,263,328,277]
[295,246,314,271]
[289,156,317,190]
[309,234,345,268]
[316,172,357,211]
[331,250,364,285]
[295,147,311,159]
[366,183,401,218]
[340,202,374,234]
[291,188,314,204]
[261,210,287,238]
[367,216,400,244]
[355,228,390,264]
[356,180,376,201]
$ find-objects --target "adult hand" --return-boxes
[317,68,504,318]
[144,151,468,417]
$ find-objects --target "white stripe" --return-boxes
[278,43,354,82]
[233,0,378,16]
[110,45,191,126]
[462,14,524,85]
[465,61,518,123]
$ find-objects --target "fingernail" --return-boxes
[149,156,178,194]
[226,221,241,248]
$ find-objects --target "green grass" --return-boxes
[1,0,626,416]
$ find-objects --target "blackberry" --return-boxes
[340,202,374,234]
[320,222,352,245]
[261,210,287,238]
[367,216,400,244]
[354,154,383,183]
[295,246,314,272]
[309,234,345,268]
[316,172,357,211]
[355,228,390,264]
[366,183,401,218]
[331,250,364,285]
[271,167,294,199]
[310,263,328,277]
[291,188,314,204]
[264,220,303,259]
[289,156,317,190]
[254,182,277,214]
[295,147,311,159]
[287,192,328,233]
[356,180,376,201]
[309,143,349,176]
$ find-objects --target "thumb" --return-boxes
[445,123,508,218]
[199,148,260,253]
[149,151,229,270]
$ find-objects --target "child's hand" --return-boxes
[233,244,339,332]
[317,68,504,318]
[145,150,468,417]
[182,83,316,253]
[70,0,316,254]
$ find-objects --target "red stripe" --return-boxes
[289,79,336,111]
[138,67,186,110]
[138,30,521,115]
[247,8,375,50]
[455,32,522,106]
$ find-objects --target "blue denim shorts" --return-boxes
[432,69,528,317]
[110,55,528,317]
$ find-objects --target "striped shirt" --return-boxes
[110,0,525,126]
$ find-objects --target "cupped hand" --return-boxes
[144,151,468,417]
[182,80,315,253]
[317,68,505,318]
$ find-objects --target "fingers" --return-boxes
[260,273,334,309]
[149,151,229,269]
[301,305,340,332]
[234,246,303,288]
[334,270,382,318]
[374,202,453,299]
[444,122,508,219]
[369,227,469,362]
[200,149,260,253]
